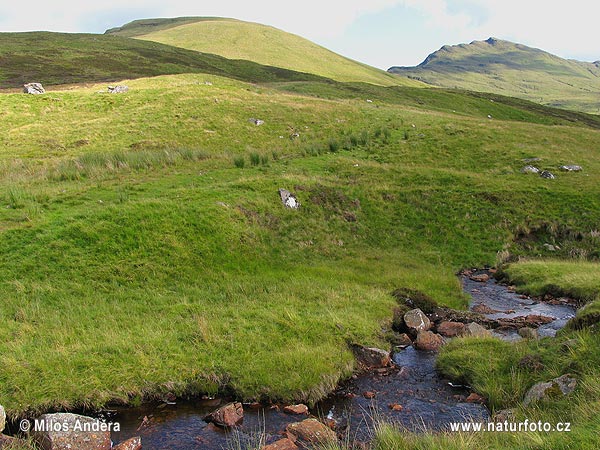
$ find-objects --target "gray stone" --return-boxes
[286,419,336,445]
[278,189,300,209]
[521,165,540,174]
[31,413,111,450]
[539,170,555,179]
[523,374,577,406]
[107,85,129,94]
[403,308,431,332]
[0,404,4,433]
[351,344,391,368]
[23,82,45,94]
[559,165,582,172]
[248,118,265,126]
[518,327,538,339]
[464,322,492,338]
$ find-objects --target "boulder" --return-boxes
[437,321,466,337]
[539,170,555,179]
[204,402,244,428]
[403,308,431,333]
[469,274,490,283]
[31,413,111,450]
[559,165,582,172]
[464,322,492,338]
[518,327,538,339]
[278,189,300,209]
[521,165,540,174]
[283,404,309,415]
[465,393,485,404]
[107,85,129,94]
[286,419,337,445]
[414,330,445,351]
[0,405,4,433]
[262,438,298,450]
[113,437,142,450]
[249,118,265,126]
[23,82,45,94]
[351,345,390,369]
[523,375,577,406]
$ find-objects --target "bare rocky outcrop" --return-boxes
[23,82,45,94]
[31,413,111,450]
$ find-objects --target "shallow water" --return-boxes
[107,272,576,448]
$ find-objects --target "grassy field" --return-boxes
[390,38,600,114]
[106,17,416,87]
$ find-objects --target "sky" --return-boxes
[0,0,598,69]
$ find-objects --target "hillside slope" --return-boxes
[389,38,600,114]
[0,31,328,89]
[106,17,418,87]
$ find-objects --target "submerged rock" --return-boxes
[204,402,244,428]
[31,413,111,450]
[403,308,431,333]
[523,374,577,406]
[286,419,337,446]
[23,82,45,94]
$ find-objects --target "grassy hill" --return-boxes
[106,17,417,87]
[389,38,600,114]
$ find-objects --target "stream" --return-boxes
[24,271,577,449]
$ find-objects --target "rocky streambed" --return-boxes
[0,270,578,449]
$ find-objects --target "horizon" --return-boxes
[0,1,598,69]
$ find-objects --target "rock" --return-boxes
[204,402,244,428]
[523,375,577,406]
[403,308,431,333]
[518,327,538,339]
[394,333,413,347]
[464,322,492,338]
[543,243,557,251]
[469,274,490,283]
[249,118,265,126]
[388,403,403,411]
[283,404,308,415]
[113,437,142,450]
[472,304,500,314]
[363,391,376,399]
[278,188,300,209]
[539,170,555,179]
[0,405,4,433]
[286,419,337,445]
[351,344,391,369]
[525,315,554,326]
[31,413,111,450]
[521,165,540,174]
[437,321,466,337]
[23,82,45,94]
[107,85,129,94]
[414,330,445,351]
[262,438,298,450]
[493,409,515,422]
[465,393,485,404]
[559,165,582,172]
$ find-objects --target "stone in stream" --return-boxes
[414,330,445,351]
[523,374,577,406]
[464,322,492,338]
[286,418,337,446]
[0,405,4,433]
[518,327,538,339]
[403,308,431,333]
[262,438,298,450]
[283,404,308,415]
[469,273,490,283]
[351,344,391,369]
[23,82,45,94]
[113,436,142,450]
[31,413,111,450]
[437,321,466,337]
[204,402,244,428]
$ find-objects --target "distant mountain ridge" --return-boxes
[107,17,418,87]
[389,38,600,114]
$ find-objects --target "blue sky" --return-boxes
[0,0,598,69]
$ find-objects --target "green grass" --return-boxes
[0,67,599,450]
[390,38,600,114]
[106,17,418,87]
